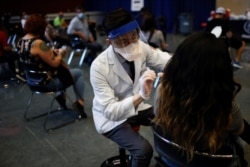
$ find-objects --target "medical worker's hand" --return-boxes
[139,68,156,100]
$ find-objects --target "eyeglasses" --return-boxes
[111,30,139,48]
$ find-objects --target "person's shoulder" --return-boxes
[206,18,224,28]
[71,16,78,21]
[90,55,104,72]
[208,18,219,23]
[31,38,47,47]
[69,16,79,24]
[213,18,229,24]
[154,30,164,36]
[92,49,111,67]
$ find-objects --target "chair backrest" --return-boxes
[26,70,48,85]
[152,127,240,167]
[25,69,54,93]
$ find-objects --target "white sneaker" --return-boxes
[232,61,243,69]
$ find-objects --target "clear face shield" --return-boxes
[108,20,148,61]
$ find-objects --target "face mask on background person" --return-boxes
[113,41,142,62]
[246,11,250,20]
[77,13,84,20]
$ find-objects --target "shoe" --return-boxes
[232,60,243,69]
[72,101,87,118]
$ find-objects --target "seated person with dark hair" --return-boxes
[140,15,168,51]
[153,31,250,167]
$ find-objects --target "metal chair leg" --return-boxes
[67,50,75,65]
[79,48,88,67]
[43,92,81,132]
[24,92,48,121]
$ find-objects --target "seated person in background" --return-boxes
[246,9,250,20]
[136,7,154,30]
[153,31,250,166]
[17,14,87,118]
[44,17,71,48]
[67,5,102,65]
[140,15,168,51]
[87,18,97,41]
[0,25,19,78]
[156,15,167,41]
[206,7,246,69]
[21,11,28,29]
[53,11,68,38]
[53,11,67,30]
[90,8,172,167]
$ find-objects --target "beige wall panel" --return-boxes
[217,0,250,15]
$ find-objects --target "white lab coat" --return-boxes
[90,40,171,134]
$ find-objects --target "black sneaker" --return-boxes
[73,101,87,118]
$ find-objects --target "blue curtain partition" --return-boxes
[84,0,215,33]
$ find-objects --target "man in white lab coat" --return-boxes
[90,8,171,167]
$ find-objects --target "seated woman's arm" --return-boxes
[30,39,63,68]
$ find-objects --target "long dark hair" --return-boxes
[153,31,241,160]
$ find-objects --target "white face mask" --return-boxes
[78,13,84,20]
[113,41,142,62]
[247,11,250,19]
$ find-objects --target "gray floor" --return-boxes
[0,33,250,167]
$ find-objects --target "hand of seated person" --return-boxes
[78,32,86,41]
[53,48,66,58]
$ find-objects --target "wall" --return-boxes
[84,0,215,33]
[0,0,84,15]
[2,0,249,34]
[216,0,250,15]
